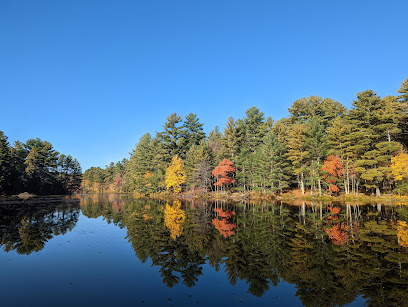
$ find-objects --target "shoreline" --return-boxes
[128,190,408,204]
[2,190,408,205]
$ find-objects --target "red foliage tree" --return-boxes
[212,208,237,238]
[325,222,349,246]
[321,155,344,193]
[212,159,235,187]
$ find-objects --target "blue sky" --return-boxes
[1,0,407,171]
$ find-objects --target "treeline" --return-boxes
[0,133,82,195]
[83,77,408,196]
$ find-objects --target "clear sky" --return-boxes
[1,0,407,171]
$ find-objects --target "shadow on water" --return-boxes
[2,194,408,306]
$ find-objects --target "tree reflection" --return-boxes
[164,200,186,240]
[50,198,408,305]
[0,199,79,254]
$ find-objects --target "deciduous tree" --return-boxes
[165,155,186,193]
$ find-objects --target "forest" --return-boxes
[0,134,82,195]
[83,77,408,198]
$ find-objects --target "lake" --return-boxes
[1,194,407,306]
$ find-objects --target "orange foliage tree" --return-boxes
[212,208,236,238]
[325,206,348,245]
[321,155,344,193]
[212,159,235,188]
[325,223,349,246]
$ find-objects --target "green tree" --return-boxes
[288,96,345,128]
[287,123,308,194]
[222,117,243,162]
[125,133,156,193]
[304,116,329,194]
[397,77,408,103]
[255,130,291,193]
[157,113,185,161]
[347,91,401,196]
[327,116,354,194]
[182,113,206,150]
[185,139,212,189]
[241,107,266,152]
[0,131,14,194]
[208,126,225,164]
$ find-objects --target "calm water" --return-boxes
[1,195,408,306]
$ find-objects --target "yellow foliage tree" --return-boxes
[165,155,185,193]
[397,221,408,248]
[164,200,185,239]
[391,150,408,181]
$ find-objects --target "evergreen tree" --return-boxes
[24,139,60,194]
[182,113,206,150]
[347,90,400,196]
[222,117,243,162]
[289,96,345,128]
[125,133,155,193]
[327,116,354,194]
[287,123,308,194]
[255,131,291,193]
[185,139,212,189]
[208,126,224,164]
[397,77,408,103]
[0,131,14,194]
[157,113,185,161]
[304,116,329,194]
[241,107,266,152]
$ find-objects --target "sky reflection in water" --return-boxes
[1,194,407,306]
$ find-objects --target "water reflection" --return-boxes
[2,194,408,306]
[0,198,79,254]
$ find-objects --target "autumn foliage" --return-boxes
[325,222,349,246]
[212,208,236,238]
[397,221,408,248]
[321,155,344,192]
[391,150,408,181]
[212,159,235,187]
[165,155,186,193]
[164,200,186,240]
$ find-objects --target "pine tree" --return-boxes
[0,131,14,194]
[222,117,243,162]
[24,139,60,194]
[157,113,185,161]
[287,123,308,194]
[288,96,345,128]
[182,113,205,151]
[208,126,225,164]
[125,133,155,193]
[327,116,354,194]
[255,131,291,193]
[397,77,408,103]
[347,90,401,196]
[304,116,329,195]
[241,107,266,152]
